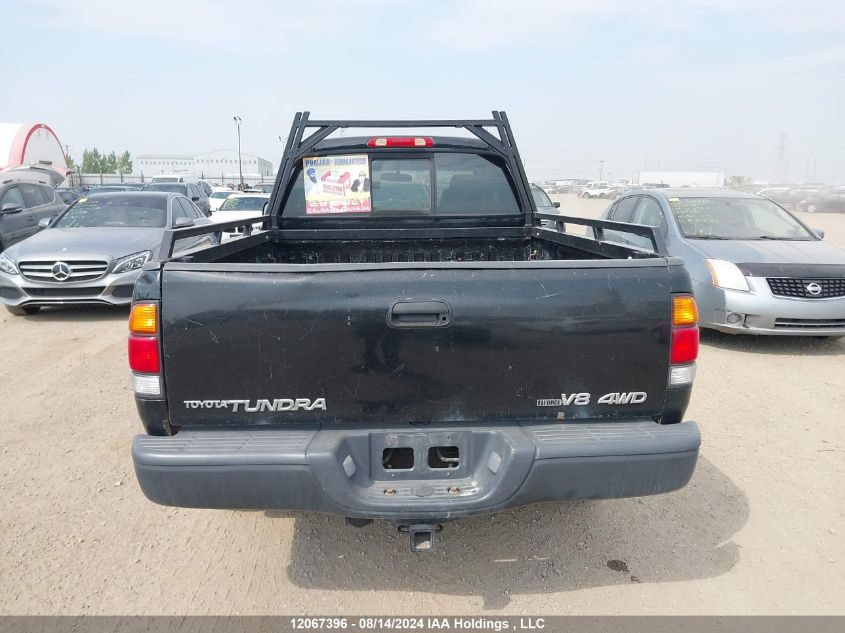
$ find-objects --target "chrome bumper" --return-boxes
[0,269,141,307]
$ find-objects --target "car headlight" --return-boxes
[705,259,749,292]
[112,251,151,275]
[0,253,18,276]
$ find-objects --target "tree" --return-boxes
[81,148,104,173]
[117,151,133,174]
[104,151,118,174]
[78,147,134,174]
[65,153,76,169]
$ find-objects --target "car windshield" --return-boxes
[670,197,814,240]
[54,195,167,228]
[152,177,179,183]
[219,196,268,211]
[210,191,233,199]
[145,183,185,193]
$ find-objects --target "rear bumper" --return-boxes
[132,421,700,520]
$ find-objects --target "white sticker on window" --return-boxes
[303,155,371,214]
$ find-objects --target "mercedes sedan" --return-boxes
[0,191,215,315]
[598,189,845,337]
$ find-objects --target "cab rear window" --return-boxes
[283,152,519,217]
[372,159,431,212]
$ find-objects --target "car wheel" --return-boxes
[807,204,817,213]
[6,305,40,316]
[583,192,591,198]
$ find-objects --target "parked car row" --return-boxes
[794,188,845,214]
[0,184,271,315]
[735,183,845,213]
[535,179,590,195]
[143,182,212,215]
[537,177,845,213]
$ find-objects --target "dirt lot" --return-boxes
[1,196,843,615]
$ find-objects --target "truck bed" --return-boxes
[214,236,597,265]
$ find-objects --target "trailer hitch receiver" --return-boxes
[399,524,442,552]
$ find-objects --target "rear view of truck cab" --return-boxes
[129,112,700,551]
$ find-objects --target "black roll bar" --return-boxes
[266,110,537,229]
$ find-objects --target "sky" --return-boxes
[2,0,844,183]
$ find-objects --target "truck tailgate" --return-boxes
[160,262,672,427]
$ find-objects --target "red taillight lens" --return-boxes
[671,326,699,364]
[366,137,434,148]
[129,335,160,373]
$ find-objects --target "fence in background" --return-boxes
[64,171,277,188]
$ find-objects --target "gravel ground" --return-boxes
[0,196,843,614]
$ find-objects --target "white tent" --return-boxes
[0,122,70,186]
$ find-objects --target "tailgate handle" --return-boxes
[388,300,452,328]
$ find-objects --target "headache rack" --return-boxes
[266,110,536,228]
[158,111,667,259]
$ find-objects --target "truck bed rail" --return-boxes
[158,214,667,261]
[159,216,271,260]
[534,213,668,255]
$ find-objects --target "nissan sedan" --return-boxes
[598,189,845,337]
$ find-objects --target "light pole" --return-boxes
[598,160,605,181]
[233,116,243,188]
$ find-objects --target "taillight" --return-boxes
[670,327,699,364]
[129,302,162,396]
[669,294,698,386]
[129,302,157,334]
[367,137,434,148]
[672,295,698,327]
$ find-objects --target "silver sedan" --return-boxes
[598,188,845,337]
[0,191,215,315]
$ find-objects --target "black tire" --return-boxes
[5,305,40,316]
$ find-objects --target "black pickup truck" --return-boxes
[129,112,700,551]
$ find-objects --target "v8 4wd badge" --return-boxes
[537,392,647,407]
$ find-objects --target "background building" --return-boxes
[135,154,193,175]
[136,149,274,182]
